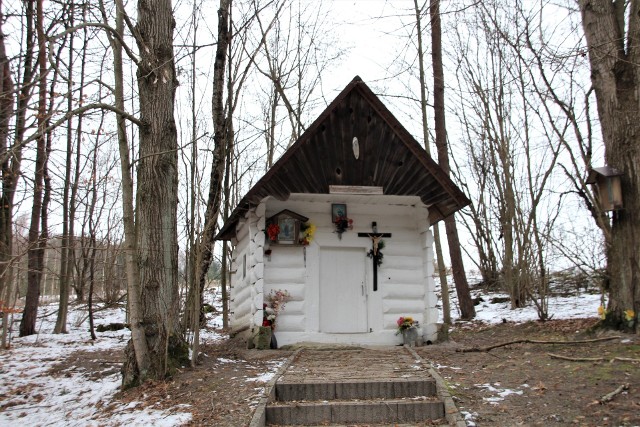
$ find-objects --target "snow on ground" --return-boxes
[0,281,602,426]
[0,303,195,427]
[476,382,525,404]
[0,288,283,427]
[438,276,603,325]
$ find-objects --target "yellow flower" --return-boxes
[306,223,316,242]
[598,305,606,320]
[624,309,635,322]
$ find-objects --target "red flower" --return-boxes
[267,223,280,241]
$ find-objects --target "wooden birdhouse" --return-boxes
[266,209,308,245]
[586,166,623,211]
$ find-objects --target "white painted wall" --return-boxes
[229,193,439,346]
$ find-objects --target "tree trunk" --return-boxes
[87,141,99,341]
[97,0,149,380]
[579,0,640,333]
[0,0,15,348]
[121,0,185,387]
[55,4,76,334]
[429,0,475,319]
[190,0,231,330]
[20,0,48,337]
[412,0,451,324]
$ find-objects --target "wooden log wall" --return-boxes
[261,195,438,338]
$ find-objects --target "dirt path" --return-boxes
[280,347,433,382]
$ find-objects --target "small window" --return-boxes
[242,254,246,279]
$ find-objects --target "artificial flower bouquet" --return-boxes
[396,316,414,335]
[262,289,291,330]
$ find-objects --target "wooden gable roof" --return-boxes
[216,76,470,240]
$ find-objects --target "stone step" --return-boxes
[265,399,445,425]
[275,378,437,401]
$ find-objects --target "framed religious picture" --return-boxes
[267,209,308,245]
[331,203,347,223]
[277,217,297,244]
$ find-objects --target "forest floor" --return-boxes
[57,317,640,427]
[418,318,640,426]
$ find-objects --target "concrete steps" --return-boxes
[266,375,445,425]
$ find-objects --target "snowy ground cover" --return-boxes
[439,275,603,325]
[0,303,195,426]
[0,288,282,427]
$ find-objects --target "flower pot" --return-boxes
[255,326,272,350]
[402,326,418,347]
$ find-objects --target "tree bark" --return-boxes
[55,2,77,333]
[579,0,640,333]
[0,0,15,348]
[122,0,185,387]
[413,0,451,325]
[190,0,231,330]
[20,0,48,337]
[429,0,475,319]
[97,0,150,384]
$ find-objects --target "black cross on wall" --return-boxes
[358,222,391,291]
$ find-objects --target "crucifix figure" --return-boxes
[358,222,391,291]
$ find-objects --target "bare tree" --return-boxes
[578,0,640,333]
[20,0,50,337]
[2,0,36,344]
[412,0,452,325]
[448,1,570,315]
[55,0,89,332]
[429,0,475,319]
[0,0,15,347]
[252,0,342,151]
[120,0,186,387]
[181,0,232,367]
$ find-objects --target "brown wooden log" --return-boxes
[548,353,640,363]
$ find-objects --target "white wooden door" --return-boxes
[319,247,367,333]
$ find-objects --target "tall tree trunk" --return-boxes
[413,0,451,325]
[0,0,15,348]
[66,10,88,306]
[193,0,231,326]
[98,0,149,383]
[122,0,184,387]
[87,137,99,341]
[579,0,640,333]
[55,3,76,333]
[186,0,200,367]
[429,0,475,319]
[221,120,234,329]
[20,0,48,337]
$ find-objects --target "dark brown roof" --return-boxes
[216,76,470,240]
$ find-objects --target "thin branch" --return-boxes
[457,336,622,352]
[548,353,640,363]
[48,22,140,65]
[0,103,141,165]
[597,383,629,404]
